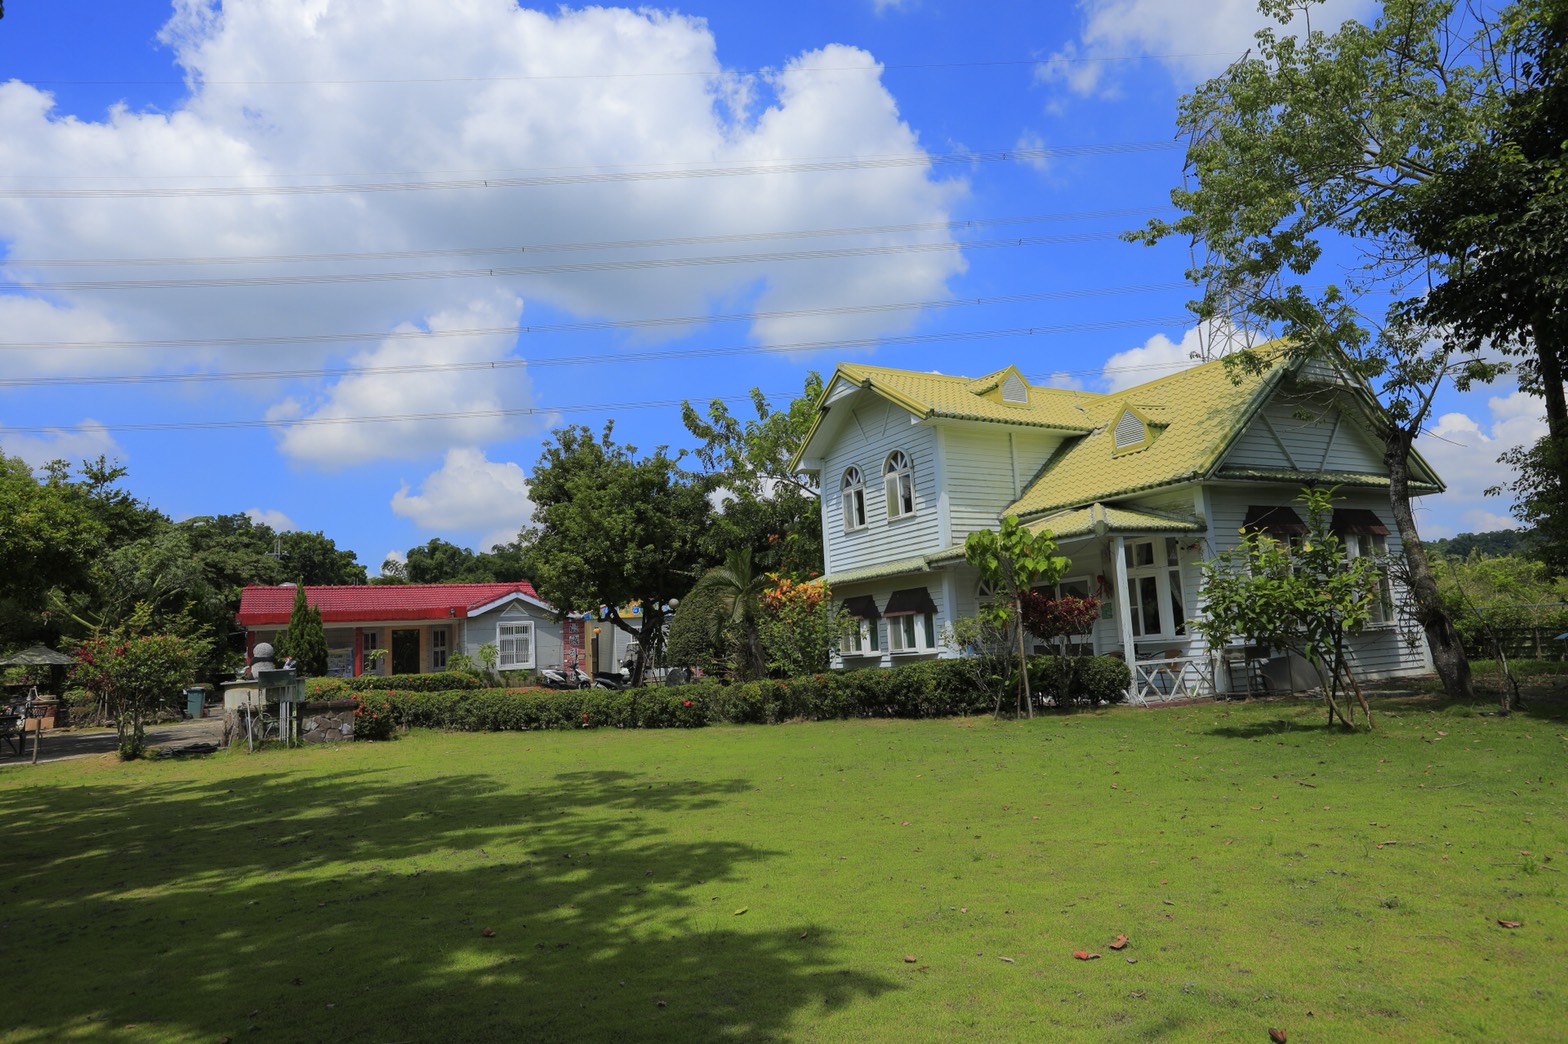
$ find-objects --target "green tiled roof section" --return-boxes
[1212,467,1442,493]
[820,554,936,588]
[1006,353,1285,518]
[834,362,1095,432]
[1025,504,1205,540]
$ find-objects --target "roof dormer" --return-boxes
[1110,403,1162,455]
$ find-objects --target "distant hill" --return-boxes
[1426,529,1538,559]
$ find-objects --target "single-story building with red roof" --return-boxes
[236,582,564,678]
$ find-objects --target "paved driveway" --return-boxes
[0,717,226,767]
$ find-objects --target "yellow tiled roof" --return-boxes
[833,362,1096,432]
[1006,353,1285,518]
[1024,503,1206,540]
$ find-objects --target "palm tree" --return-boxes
[690,548,768,680]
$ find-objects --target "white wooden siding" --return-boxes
[1204,486,1427,680]
[832,574,952,668]
[942,427,1062,543]
[822,398,942,574]
[1223,401,1384,474]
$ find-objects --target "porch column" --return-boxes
[353,627,363,677]
[1112,535,1137,697]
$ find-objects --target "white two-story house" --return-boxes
[789,351,1442,699]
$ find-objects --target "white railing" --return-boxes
[1129,655,1215,706]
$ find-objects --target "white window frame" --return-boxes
[887,612,936,655]
[841,467,867,532]
[431,627,449,671]
[497,618,535,670]
[361,630,382,675]
[883,450,916,520]
[1123,538,1187,640]
[841,616,881,657]
[1345,533,1395,625]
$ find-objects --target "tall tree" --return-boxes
[1404,0,1568,571]
[1128,0,1523,700]
[520,422,711,685]
[0,450,105,649]
[682,373,824,577]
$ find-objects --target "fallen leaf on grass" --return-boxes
[1072,950,1101,961]
[733,907,748,916]
[903,954,918,963]
[999,956,1015,963]
[1497,919,1522,928]
[800,931,809,939]
[1125,957,1138,964]
[1109,934,1129,950]
[1269,1029,1288,1043]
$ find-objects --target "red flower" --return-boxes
[683,700,693,707]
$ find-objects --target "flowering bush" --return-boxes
[352,692,398,741]
[72,632,202,759]
[1020,592,1102,647]
[756,574,844,679]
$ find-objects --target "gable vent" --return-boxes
[1001,372,1028,403]
[1113,409,1146,450]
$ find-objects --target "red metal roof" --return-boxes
[236,582,546,626]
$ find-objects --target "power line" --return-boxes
[3,207,1166,268]
[0,280,1193,352]
[0,354,1217,437]
[13,52,1236,89]
[0,141,1180,199]
[0,230,1130,293]
[0,316,1191,389]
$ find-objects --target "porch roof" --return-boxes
[820,554,938,588]
[1025,503,1205,540]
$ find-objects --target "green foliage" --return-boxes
[963,515,1069,714]
[1434,551,1568,655]
[275,584,327,677]
[70,632,202,759]
[1196,487,1382,727]
[345,671,486,693]
[1425,528,1539,559]
[756,575,841,679]
[346,654,1129,735]
[521,422,710,683]
[681,373,824,579]
[664,581,737,675]
[686,547,770,679]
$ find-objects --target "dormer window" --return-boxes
[884,451,915,519]
[1111,405,1158,454]
[841,467,867,532]
[1001,372,1028,403]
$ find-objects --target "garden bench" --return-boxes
[0,713,24,757]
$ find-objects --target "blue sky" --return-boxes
[0,0,1543,574]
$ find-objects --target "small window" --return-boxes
[884,451,915,520]
[840,596,881,657]
[1001,372,1028,403]
[885,587,937,654]
[841,467,867,532]
[497,620,534,670]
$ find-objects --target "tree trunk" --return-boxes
[1384,429,1475,701]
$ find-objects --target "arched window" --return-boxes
[884,451,915,519]
[841,467,867,532]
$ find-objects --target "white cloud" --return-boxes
[390,446,534,552]
[873,0,916,13]
[272,296,532,468]
[245,507,296,531]
[0,3,966,459]
[1100,321,1255,391]
[1414,390,1549,537]
[1040,0,1377,96]
[1015,131,1052,174]
[0,420,122,469]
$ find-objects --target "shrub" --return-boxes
[346,671,484,693]
[347,653,1133,738]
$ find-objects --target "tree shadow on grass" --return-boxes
[0,762,897,1041]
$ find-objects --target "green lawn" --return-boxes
[3,679,1566,1042]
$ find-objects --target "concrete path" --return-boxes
[0,717,226,767]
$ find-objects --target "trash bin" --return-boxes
[185,686,207,719]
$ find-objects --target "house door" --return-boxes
[391,629,421,675]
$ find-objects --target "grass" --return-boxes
[3,669,1566,1042]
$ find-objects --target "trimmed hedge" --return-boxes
[348,654,1132,738]
[304,671,484,700]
